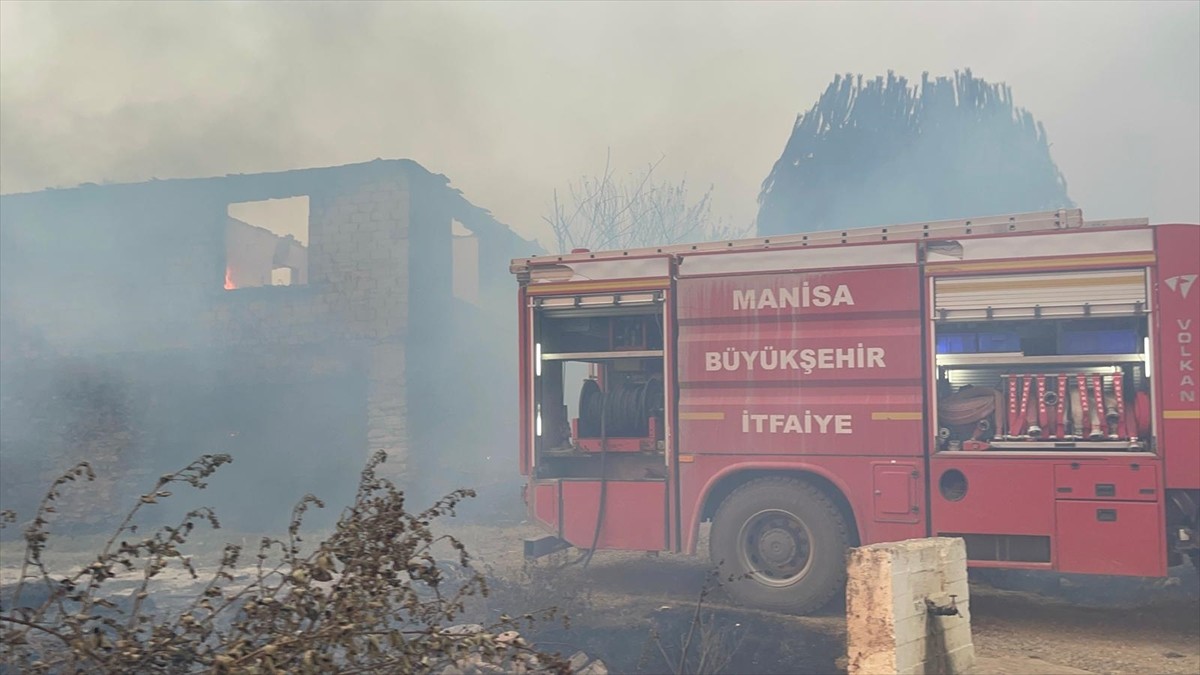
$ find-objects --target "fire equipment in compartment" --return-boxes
[936,366,1149,451]
[999,372,1137,443]
[535,307,667,457]
[573,374,664,452]
[933,302,1152,451]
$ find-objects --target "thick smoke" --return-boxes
[2,3,1196,237]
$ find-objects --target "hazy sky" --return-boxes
[2,1,1197,247]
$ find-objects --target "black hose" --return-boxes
[554,390,610,570]
[569,374,663,570]
[580,390,608,570]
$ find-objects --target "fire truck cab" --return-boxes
[511,209,1200,613]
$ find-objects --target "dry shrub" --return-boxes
[0,451,569,674]
[644,568,745,675]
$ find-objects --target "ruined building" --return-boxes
[0,160,540,529]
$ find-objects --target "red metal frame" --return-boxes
[558,480,667,551]
[518,287,532,476]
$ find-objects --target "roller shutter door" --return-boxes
[934,269,1148,321]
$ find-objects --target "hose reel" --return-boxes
[577,376,664,438]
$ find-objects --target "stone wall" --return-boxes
[846,537,975,675]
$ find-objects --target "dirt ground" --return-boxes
[448,522,1200,675]
[967,583,1199,675]
[3,519,1197,674]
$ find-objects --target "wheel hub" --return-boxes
[739,510,814,587]
[758,527,798,566]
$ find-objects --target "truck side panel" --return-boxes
[675,265,926,550]
[1155,224,1200,490]
[678,455,926,554]
[675,266,924,457]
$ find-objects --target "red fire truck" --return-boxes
[511,209,1199,613]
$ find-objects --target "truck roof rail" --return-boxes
[513,208,1152,271]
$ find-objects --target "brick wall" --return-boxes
[846,537,975,675]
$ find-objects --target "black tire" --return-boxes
[708,476,850,614]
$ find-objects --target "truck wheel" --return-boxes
[709,476,850,614]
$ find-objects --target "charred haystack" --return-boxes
[758,69,1072,235]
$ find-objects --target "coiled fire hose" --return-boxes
[938,385,999,442]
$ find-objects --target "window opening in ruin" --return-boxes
[451,219,480,305]
[225,196,309,290]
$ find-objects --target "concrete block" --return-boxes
[846,537,974,675]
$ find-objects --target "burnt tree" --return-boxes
[757,69,1072,235]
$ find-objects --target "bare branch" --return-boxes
[545,153,749,253]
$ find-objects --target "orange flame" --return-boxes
[224,267,237,290]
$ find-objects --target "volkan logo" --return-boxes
[1165,274,1198,300]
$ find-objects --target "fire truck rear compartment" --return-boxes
[530,304,669,550]
[534,308,666,459]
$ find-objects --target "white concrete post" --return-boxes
[846,537,975,675]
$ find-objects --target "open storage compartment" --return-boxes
[931,268,1154,453]
[531,293,669,481]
